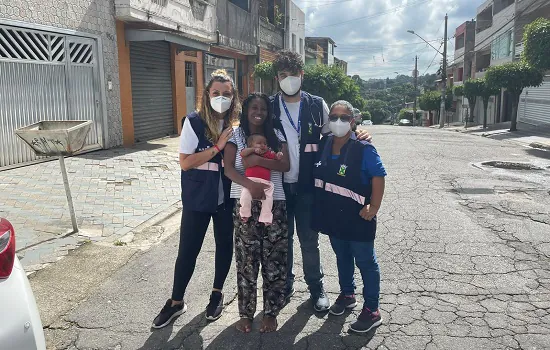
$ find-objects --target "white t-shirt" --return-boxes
[179,118,225,205]
[278,96,330,183]
[228,127,287,200]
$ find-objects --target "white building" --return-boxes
[287,0,305,62]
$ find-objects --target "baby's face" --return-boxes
[251,138,267,152]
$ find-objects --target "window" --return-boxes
[229,0,249,11]
[185,62,195,88]
[299,38,304,54]
[292,34,296,52]
[491,30,513,60]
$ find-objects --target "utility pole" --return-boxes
[413,55,418,127]
[439,13,448,128]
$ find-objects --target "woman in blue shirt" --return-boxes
[311,100,386,334]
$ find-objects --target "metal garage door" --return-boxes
[519,75,550,126]
[0,24,103,169]
[130,41,174,142]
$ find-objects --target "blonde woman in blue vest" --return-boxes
[311,100,386,334]
[152,69,240,329]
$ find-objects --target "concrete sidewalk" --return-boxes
[432,121,550,150]
[0,137,182,273]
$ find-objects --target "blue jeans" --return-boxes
[329,236,380,310]
[285,185,324,295]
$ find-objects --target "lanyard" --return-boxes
[281,96,302,137]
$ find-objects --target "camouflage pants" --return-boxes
[234,199,288,319]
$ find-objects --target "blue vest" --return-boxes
[180,112,231,213]
[271,91,324,193]
[311,136,376,242]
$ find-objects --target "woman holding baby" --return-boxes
[224,92,290,334]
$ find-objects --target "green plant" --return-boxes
[419,91,440,113]
[302,64,364,108]
[364,99,390,124]
[522,18,550,71]
[114,240,127,246]
[361,110,372,121]
[274,5,284,27]
[253,61,276,80]
[485,62,544,131]
[453,85,464,97]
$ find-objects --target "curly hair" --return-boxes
[273,50,304,75]
[239,93,280,152]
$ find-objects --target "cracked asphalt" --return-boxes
[31,126,550,350]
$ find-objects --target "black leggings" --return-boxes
[171,202,234,301]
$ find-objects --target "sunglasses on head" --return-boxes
[328,114,353,123]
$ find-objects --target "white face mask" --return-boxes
[279,76,302,96]
[329,119,351,137]
[210,96,232,114]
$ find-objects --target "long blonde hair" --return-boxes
[199,69,241,142]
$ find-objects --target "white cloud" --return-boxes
[298,0,479,79]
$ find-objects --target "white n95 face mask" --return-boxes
[329,119,351,137]
[279,76,302,96]
[210,96,232,114]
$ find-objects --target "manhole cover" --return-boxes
[481,161,544,171]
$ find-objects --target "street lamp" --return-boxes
[407,14,448,129]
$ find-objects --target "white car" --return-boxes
[361,120,373,126]
[0,218,46,350]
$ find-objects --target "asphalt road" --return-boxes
[31,125,550,350]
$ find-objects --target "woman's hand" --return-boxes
[247,181,268,200]
[359,204,379,221]
[356,129,372,143]
[216,127,233,150]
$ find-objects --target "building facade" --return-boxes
[334,57,348,74]
[453,20,476,123]
[305,37,336,66]
[0,0,121,169]
[287,0,305,62]
[258,0,285,95]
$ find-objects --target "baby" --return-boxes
[239,134,283,224]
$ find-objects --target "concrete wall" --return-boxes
[475,1,515,49]
[216,0,259,55]
[288,0,305,61]
[0,0,122,147]
[115,0,216,42]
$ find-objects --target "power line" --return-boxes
[423,42,444,75]
[307,0,433,30]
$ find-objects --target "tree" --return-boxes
[419,91,440,123]
[485,62,544,131]
[398,109,422,121]
[463,79,484,127]
[453,85,464,97]
[522,18,550,71]
[479,79,501,129]
[361,110,372,121]
[301,64,365,108]
[365,99,390,124]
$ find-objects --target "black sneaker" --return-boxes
[312,288,331,312]
[152,299,186,329]
[329,294,357,316]
[349,308,382,333]
[205,291,224,321]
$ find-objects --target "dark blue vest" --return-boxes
[271,91,324,193]
[180,112,231,213]
[311,136,376,242]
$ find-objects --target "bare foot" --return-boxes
[236,318,252,333]
[260,316,278,333]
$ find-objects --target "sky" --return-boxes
[295,0,481,80]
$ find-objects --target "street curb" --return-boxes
[529,142,550,151]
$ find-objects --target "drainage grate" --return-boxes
[481,161,544,171]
